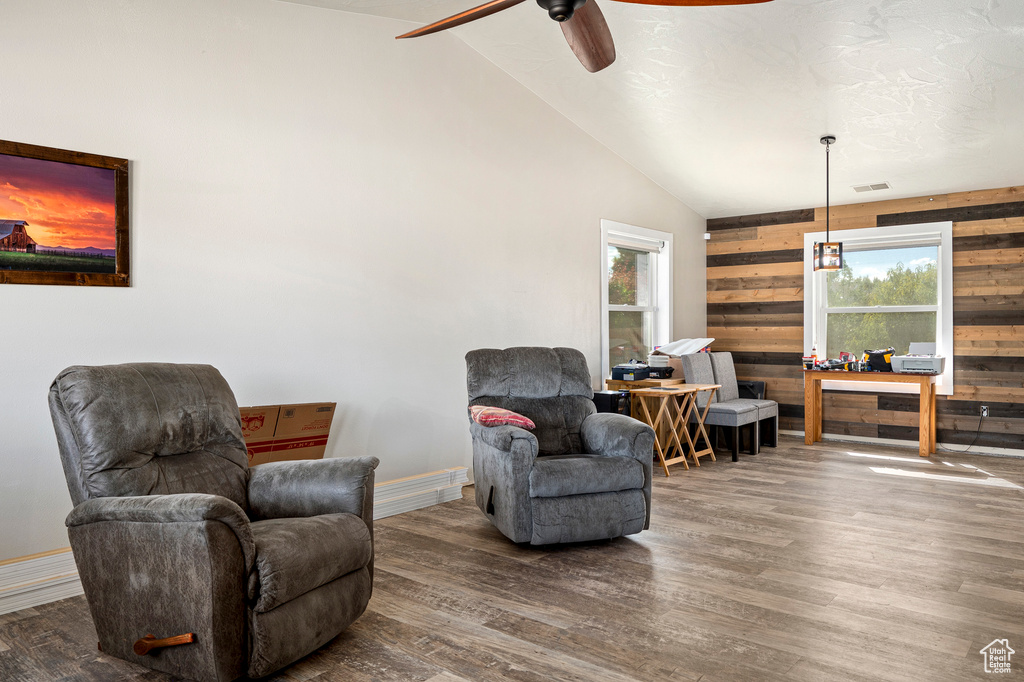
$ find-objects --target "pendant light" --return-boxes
[812,135,843,271]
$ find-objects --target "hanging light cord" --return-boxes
[825,138,831,242]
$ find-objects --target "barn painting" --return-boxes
[0,140,128,286]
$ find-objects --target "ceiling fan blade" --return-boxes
[561,0,616,73]
[396,0,528,39]
[608,0,772,5]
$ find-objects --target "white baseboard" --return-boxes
[779,429,1024,458]
[0,466,470,617]
[0,549,83,616]
[373,467,469,519]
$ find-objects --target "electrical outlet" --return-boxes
[981,405,989,418]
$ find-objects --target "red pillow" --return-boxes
[469,405,536,430]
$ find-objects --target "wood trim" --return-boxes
[706,208,815,231]
[0,547,71,568]
[707,301,804,316]
[706,249,803,268]
[878,200,1024,227]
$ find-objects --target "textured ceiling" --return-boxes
[282,0,1024,218]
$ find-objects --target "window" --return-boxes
[804,221,954,395]
[601,220,673,378]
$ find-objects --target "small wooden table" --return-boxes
[630,384,720,476]
[803,370,938,457]
[605,378,684,419]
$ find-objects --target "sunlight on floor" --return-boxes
[867,466,1023,489]
[843,451,935,464]
[841,450,1022,489]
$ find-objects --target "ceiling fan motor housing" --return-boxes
[537,0,587,22]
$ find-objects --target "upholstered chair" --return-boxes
[679,352,778,461]
[49,363,378,682]
[466,347,655,545]
[710,351,779,448]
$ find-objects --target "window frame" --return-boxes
[803,221,954,396]
[600,220,673,379]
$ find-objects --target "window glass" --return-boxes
[608,310,653,369]
[608,246,651,307]
[826,312,937,357]
[827,245,938,307]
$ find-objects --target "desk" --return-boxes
[803,370,938,457]
[630,384,720,476]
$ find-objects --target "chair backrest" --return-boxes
[709,352,740,401]
[49,363,250,509]
[466,347,595,455]
[679,353,718,408]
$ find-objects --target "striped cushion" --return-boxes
[469,405,536,430]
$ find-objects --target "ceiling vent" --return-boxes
[853,182,892,193]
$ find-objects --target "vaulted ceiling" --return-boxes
[283,0,1024,218]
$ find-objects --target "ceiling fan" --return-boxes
[396,0,773,73]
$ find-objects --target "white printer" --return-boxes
[892,342,945,374]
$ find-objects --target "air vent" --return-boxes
[853,182,892,193]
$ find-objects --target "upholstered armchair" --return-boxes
[466,347,655,545]
[49,363,378,682]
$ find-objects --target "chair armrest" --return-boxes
[66,493,255,572]
[737,380,766,400]
[65,494,254,678]
[580,413,654,463]
[580,413,655,531]
[469,422,538,457]
[247,456,379,521]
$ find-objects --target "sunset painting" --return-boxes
[0,150,118,275]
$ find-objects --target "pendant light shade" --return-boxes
[812,135,842,271]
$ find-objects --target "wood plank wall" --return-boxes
[706,185,1024,451]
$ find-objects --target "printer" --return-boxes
[892,342,945,374]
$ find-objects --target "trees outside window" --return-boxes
[601,221,673,379]
[804,222,953,395]
[824,247,938,357]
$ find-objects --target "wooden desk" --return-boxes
[630,384,720,476]
[803,370,938,457]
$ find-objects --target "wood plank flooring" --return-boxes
[1,437,1022,681]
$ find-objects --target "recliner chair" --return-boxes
[466,347,655,545]
[49,363,378,682]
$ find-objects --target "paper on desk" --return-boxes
[652,338,715,357]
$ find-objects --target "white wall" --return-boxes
[0,0,706,561]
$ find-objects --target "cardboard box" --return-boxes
[239,402,336,467]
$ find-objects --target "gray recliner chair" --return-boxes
[680,352,778,462]
[49,363,378,682]
[466,347,655,545]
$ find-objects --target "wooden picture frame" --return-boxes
[0,139,129,286]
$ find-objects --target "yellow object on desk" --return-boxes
[629,384,720,476]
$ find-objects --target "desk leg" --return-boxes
[918,378,932,457]
[804,375,815,445]
[930,383,937,453]
[813,379,822,442]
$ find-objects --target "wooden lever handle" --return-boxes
[133,632,196,656]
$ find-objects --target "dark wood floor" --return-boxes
[3,437,1023,681]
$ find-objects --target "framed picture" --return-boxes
[0,139,129,286]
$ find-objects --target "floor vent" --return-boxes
[853,182,892,193]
